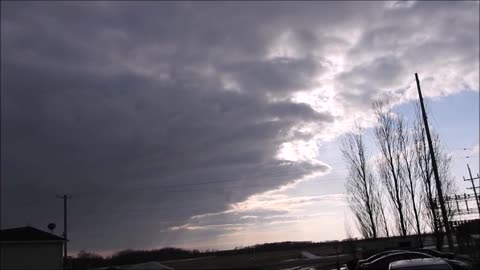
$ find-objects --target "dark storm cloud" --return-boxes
[1,61,328,250]
[0,1,338,251]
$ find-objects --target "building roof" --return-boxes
[0,226,66,242]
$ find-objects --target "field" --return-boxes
[161,249,352,270]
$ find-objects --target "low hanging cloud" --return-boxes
[1,1,478,252]
[168,193,346,232]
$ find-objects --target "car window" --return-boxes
[369,251,395,261]
[384,253,406,264]
[400,263,451,270]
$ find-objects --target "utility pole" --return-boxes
[464,164,480,218]
[56,194,72,260]
[415,73,454,251]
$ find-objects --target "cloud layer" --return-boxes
[1,1,478,253]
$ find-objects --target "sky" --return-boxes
[1,1,479,256]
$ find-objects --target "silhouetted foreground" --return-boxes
[67,220,479,270]
[0,226,66,270]
[69,241,322,269]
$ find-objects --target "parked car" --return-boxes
[443,259,472,270]
[357,250,406,269]
[359,251,433,270]
[389,258,453,270]
[416,248,473,263]
[416,248,455,259]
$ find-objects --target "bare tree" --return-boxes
[378,190,391,238]
[413,105,457,249]
[341,125,383,239]
[344,214,355,240]
[373,102,409,236]
[398,118,423,245]
[434,135,458,227]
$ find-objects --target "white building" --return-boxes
[0,226,66,270]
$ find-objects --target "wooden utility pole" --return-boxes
[56,194,72,260]
[415,73,454,251]
[464,164,480,218]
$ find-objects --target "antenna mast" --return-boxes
[415,73,453,251]
[56,194,72,259]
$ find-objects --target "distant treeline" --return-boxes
[227,241,320,254]
[70,247,205,269]
[69,219,480,269]
[68,240,339,269]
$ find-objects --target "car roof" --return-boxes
[418,248,452,255]
[370,251,432,264]
[419,248,456,258]
[364,250,405,261]
[389,258,452,270]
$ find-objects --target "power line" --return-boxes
[454,155,478,160]
[426,104,479,160]
[463,164,480,219]
[117,190,346,217]
[135,165,349,191]
[425,103,457,155]
[154,176,347,194]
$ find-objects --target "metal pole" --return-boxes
[64,195,67,258]
[464,193,469,213]
[56,194,71,260]
[466,164,480,218]
[415,73,454,251]
[455,195,460,212]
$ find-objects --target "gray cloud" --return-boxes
[221,57,324,95]
[1,1,334,252]
[335,56,408,111]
